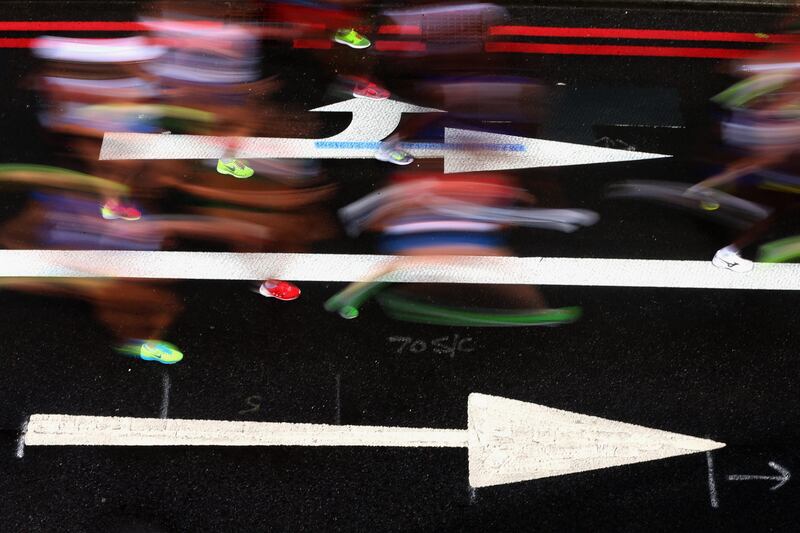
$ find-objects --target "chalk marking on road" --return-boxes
[2,250,800,291]
[727,461,791,491]
[159,370,170,419]
[15,421,27,458]
[26,393,723,488]
[706,451,719,508]
[335,373,341,425]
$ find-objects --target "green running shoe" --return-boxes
[217,159,254,179]
[333,28,371,49]
[339,305,360,319]
[139,340,183,364]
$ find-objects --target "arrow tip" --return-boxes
[444,129,671,174]
[768,461,791,490]
[467,393,724,488]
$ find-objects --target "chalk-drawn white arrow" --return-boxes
[25,393,723,488]
[727,461,791,491]
[98,99,670,173]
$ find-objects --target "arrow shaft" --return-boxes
[726,475,781,481]
[98,133,525,161]
[101,134,318,160]
[99,133,429,160]
[25,414,469,448]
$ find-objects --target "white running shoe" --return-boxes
[375,145,414,165]
[712,245,753,272]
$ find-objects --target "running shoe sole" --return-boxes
[334,36,371,49]
[101,212,140,221]
[375,152,414,166]
[140,353,181,364]
[259,284,300,301]
[217,165,254,179]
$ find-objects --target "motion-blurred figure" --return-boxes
[609,17,800,272]
[326,170,595,325]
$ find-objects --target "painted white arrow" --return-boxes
[727,461,791,491]
[98,99,669,173]
[25,393,722,488]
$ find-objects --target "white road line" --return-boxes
[26,393,724,488]
[1,250,799,290]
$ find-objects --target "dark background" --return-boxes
[1,1,799,531]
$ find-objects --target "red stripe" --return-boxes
[0,21,796,45]
[0,21,147,31]
[0,21,224,31]
[0,38,33,47]
[486,42,758,59]
[267,4,355,29]
[292,38,332,49]
[378,25,421,35]
[490,25,800,44]
[375,40,426,52]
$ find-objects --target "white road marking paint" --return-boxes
[706,451,719,508]
[26,393,723,488]
[441,128,668,173]
[15,421,27,458]
[99,128,666,174]
[309,98,444,141]
[335,373,341,425]
[159,370,170,419]
[97,96,667,173]
[1,250,800,291]
[727,461,791,491]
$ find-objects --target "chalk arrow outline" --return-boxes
[727,461,791,491]
[98,98,670,173]
[25,393,723,488]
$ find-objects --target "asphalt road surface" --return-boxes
[0,1,798,531]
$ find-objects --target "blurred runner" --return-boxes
[327,170,596,325]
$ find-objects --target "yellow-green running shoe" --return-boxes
[217,159,254,179]
[333,28,371,49]
[138,340,183,364]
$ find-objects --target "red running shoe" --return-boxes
[259,279,301,301]
[353,80,390,100]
